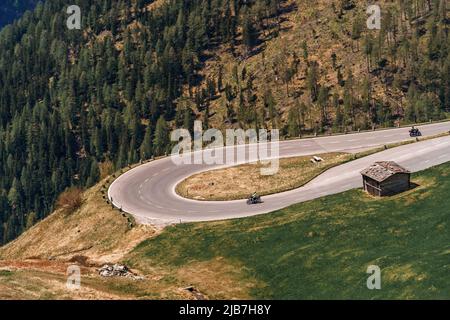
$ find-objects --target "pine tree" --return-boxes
[183,107,195,134]
[153,116,169,156]
[86,159,100,187]
[306,62,320,101]
[317,86,329,131]
[287,106,300,137]
[264,89,278,128]
[140,125,153,160]
[242,9,258,53]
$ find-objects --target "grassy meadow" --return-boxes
[128,163,450,299]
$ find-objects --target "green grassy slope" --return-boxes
[127,163,450,299]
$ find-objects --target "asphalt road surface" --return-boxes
[108,122,450,225]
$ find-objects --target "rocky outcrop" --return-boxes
[98,264,144,280]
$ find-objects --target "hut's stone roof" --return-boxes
[361,161,410,182]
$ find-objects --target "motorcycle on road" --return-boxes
[247,194,263,205]
[409,127,422,137]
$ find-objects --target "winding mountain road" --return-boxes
[109,122,450,225]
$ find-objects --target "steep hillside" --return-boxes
[0,175,156,262]
[0,0,448,245]
[196,0,449,134]
[0,173,256,300]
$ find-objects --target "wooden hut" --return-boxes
[361,161,411,196]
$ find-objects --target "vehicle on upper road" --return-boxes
[409,127,422,137]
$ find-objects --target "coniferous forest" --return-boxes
[0,0,286,243]
[0,0,449,243]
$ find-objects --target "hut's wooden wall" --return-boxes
[379,173,411,196]
[363,176,381,196]
[363,173,410,196]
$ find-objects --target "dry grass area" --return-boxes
[146,0,167,11]
[56,187,83,213]
[0,175,256,299]
[0,253,255,300]
[0,260,123,300]
[174,258,259,300]
[0,259,200,300]
[176,153,351,201]
[125,253,259,300]
[0,269,116,300]
[0,178,156,263]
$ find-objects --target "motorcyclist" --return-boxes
[410,126,421,136]
[247,191,261,205]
